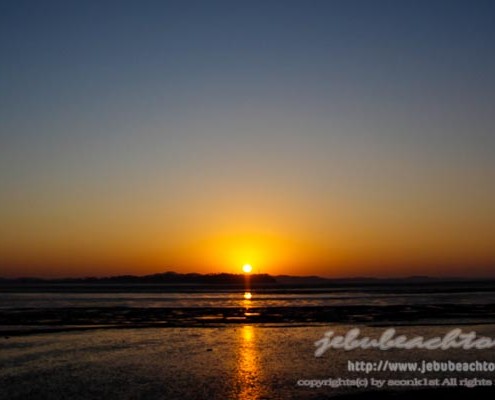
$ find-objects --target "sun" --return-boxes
[242,264,252,273]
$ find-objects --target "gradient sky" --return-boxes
[1,0,494,278]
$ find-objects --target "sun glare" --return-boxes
[242,264,252,273]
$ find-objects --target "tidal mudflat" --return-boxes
[2,324,495,399]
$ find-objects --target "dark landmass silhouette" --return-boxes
[0,271,275,285]
[0,271,492,288]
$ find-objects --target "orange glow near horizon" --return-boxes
[1,225,495,278]
[1,200,495,278]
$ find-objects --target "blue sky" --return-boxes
[1,0,494,277]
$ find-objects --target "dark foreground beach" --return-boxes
[2,324,495,399]
[3,282,495,399]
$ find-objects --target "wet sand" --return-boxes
[2,303,495,336]
[2,324,495,399]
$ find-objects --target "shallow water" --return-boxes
[2,289,495,309]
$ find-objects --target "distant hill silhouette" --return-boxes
[0,271,485,286]
[2,272,495,295]
[0,272,276,285]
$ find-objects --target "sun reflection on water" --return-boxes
[236,325,262,399]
